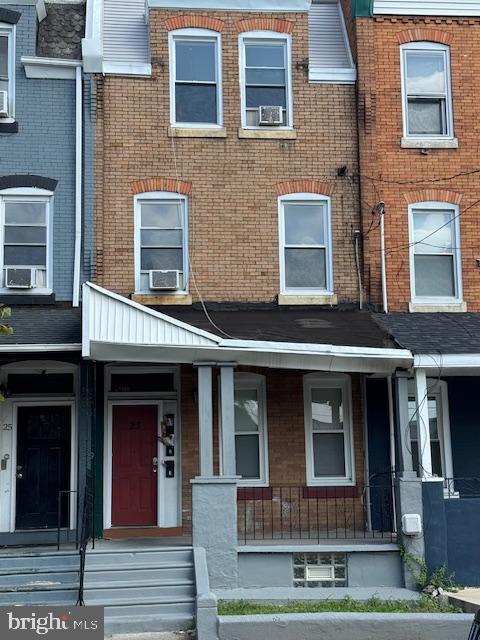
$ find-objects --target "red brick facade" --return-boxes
[356,16,480,311]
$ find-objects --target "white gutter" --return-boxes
[0,344,81,352]
[414,353,480,370]
[22,56,81,80]
[148,0,311,10]
[72,65,82,307]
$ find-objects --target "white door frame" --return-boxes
[10,399,77,533]
[105,399,164,529]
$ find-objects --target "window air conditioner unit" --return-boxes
[0,91,8,118]
[258,105,283,126]
[149,269,180,291]
[5,267,35,289]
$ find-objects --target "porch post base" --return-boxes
[394,476,425,591]
[191,477,239,590]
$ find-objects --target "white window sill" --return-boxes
[238,128,297,140]
[168,126,227,138]
[132,293,192,306]
[278,293,338,306]
[0,117,15,124]
[238,481,269,488]
[307,480,356,487]
[401,137,458,149]
[409,301,467,313]
[0,288,52,296]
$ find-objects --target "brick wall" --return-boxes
[94,8,361,304]
[180,365,365,534]
[357,16,480,311]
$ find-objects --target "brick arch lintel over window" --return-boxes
[0,175,58,191]
[236,17,295,34]
[164,15,225,32]
[395,29,453,46]
[275,180,334,197]
[403,189,462,205]
[131,178,192,196]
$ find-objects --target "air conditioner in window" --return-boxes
[0,91,8,118]
[149,270,180,291]
[5,267,35,289]
[258,105,283,126]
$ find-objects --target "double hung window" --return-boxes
[0,24,14,119]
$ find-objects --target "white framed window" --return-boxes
[401,42,453,139]
[134,192,189,294]
[408,202,462,303]
[0,23,15,120]
[0,189,53,294]
[233,373,269,487]
[239,31,293,129]
[169,29,223,128]
[408,379,453,480]
[279,193,333,295]
[304,373,355,486]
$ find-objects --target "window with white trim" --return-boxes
[304,374,354,485]
[234,373,268,486]
[407,379,452,480]
[279,194,333,295]
[401,42,453,138]
[240,32,292,128]
[134,193,188,294]
[0,24,15,119]
[169,29,222,127]
[0,192,52,293]
[409,202,461,302]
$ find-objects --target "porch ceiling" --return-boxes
[83,283,413,374]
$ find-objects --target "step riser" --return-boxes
[85,566,194,583]
[0,557,79,572]
[0,572,79,588]
[105,615,194,634]
[0,590,77,605]
[86,550,192,566]
[104,602,195,618]
[85,585,195,604]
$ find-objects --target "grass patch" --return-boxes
[218,596,462,616]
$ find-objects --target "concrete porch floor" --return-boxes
[0,536,193,555]
[447,589,480,613]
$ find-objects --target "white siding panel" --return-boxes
[87,285,219,348]
[103,0,150,67]
[374,0,480,15]
[309,1,353,69]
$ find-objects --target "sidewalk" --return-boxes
[105,632,195,640]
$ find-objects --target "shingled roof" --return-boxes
[0,305,81,348]
[37,2,86,60]
[374,313,480,355]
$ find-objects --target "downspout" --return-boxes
[387,374,397,532]
[379,203,388,313]
[73,65,82,307]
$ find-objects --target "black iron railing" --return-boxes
[237,484,396,544]
[76,480,94,606]
[444,477,480,499]
[56,489,79,551]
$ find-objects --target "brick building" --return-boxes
[353,0,480,588]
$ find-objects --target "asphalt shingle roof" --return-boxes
[0,306,81,347]
[374,313,480,355]
[37,3,86,60]
[154,305,395,349]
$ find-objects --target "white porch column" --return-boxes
[219,364,236,477]
[415,368,433,478]
[195,362,215,478]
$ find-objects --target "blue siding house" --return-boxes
[0,1,94,546]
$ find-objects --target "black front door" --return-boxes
[16,405,71,530]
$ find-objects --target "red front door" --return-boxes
[111,404,158,526]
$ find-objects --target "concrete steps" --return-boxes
[0,546,197,633]
[84,547,196,633]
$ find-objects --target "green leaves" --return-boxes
[0,305,13,336]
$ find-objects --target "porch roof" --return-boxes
[83,283,412,374]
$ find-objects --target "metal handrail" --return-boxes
[76,481,94,606]
[57,489,78,551]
